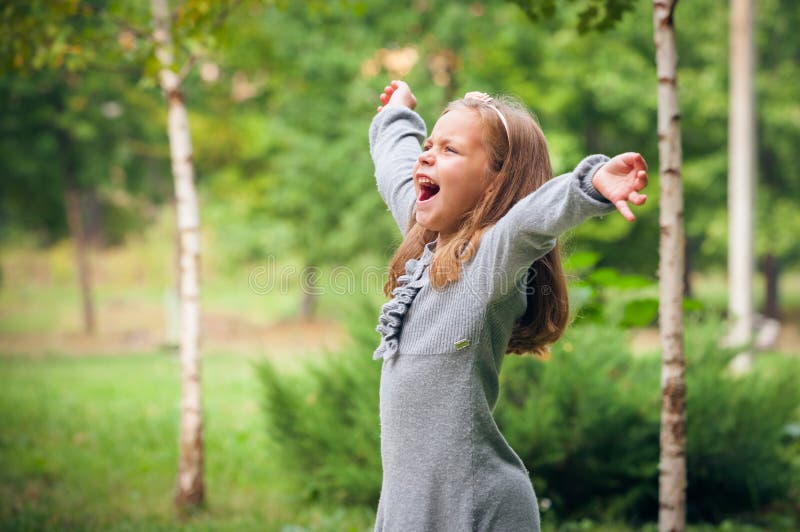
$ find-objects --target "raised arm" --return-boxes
[475,152,648,300]
[475,155,615,299]
[368,81,426,234]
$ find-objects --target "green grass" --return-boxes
[0,352,375,531]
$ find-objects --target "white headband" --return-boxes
[463,91,510,140]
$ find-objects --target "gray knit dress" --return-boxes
[369,106,615,532]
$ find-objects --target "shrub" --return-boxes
[496,323,660,522]
[256,300,383,506]
[683,319,799,523]
[496,317,800,524]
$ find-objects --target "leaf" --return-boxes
[588,267,654,290]
[564,251,601,272]
[587,267,621,287]
[682,297,704,312]
[620,298,659,327]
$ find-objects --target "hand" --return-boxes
[591,152,648,222]
[377,80,417,113]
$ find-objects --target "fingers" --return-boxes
[391,80,409,91]
[621,152,648,171]
[380,83,396,106]
[629,191,647,205]
[376,80,417,112]
[382,80,406,98]
[635,170,648,190]
[615,199,636,222]
[615,190,646,222]
[632,152,647,171]
[377,84,395,113]
[378,80,403,106]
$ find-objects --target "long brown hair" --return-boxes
[384,96,569,357]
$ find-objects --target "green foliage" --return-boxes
[565,251,663,327]
[511,0,638,33]
[256,300,383,506]
[497,317,800,524]
[0,67,168,244]
[683,320,800,523]
[0,0,116,73]
[0,0,251,246]
[4,0,800,283]
[497,324,660,522]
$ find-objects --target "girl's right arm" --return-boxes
[368,81,426,235]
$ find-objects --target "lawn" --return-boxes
[0,350,376,531]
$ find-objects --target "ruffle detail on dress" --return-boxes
[373,257,426,360]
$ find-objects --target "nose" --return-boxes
[418,149,434,166]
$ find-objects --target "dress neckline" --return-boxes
[420,240,437,264]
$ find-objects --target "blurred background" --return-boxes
[1,0,798,530]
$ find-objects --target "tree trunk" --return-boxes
[763,253,779,319]
[300,266,318,321]
[727,0,756,348]
[59,130,96,336]
[151,0,205,512]
[84,188,105,247]
[683,239,692,298]
[653,2,687,531]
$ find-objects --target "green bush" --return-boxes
[258,308,800,525]
[497,318,800,525]
[496,323,660,522]
[256,300,383,507]
[683,320,799,523]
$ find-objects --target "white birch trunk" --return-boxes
[653,2,687,531]
[727,0,756,351]
[151,0,205,510]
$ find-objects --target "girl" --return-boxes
[369,80,647,531]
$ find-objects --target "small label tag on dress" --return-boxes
[454,339,470,350]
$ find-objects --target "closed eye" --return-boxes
[421,143,459,154]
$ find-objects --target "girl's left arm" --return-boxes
[475,154,618,299]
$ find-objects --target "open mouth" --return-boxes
[417,179,440,202]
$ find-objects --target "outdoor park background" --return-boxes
[1,0,798,530]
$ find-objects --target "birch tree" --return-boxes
[151,0,205,510]
[727,0,756,354]
[653,1,687,530]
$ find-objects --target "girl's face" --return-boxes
[413,108,491,242]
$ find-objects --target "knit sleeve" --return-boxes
[369,106,427,235]
[474,154,616,301]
